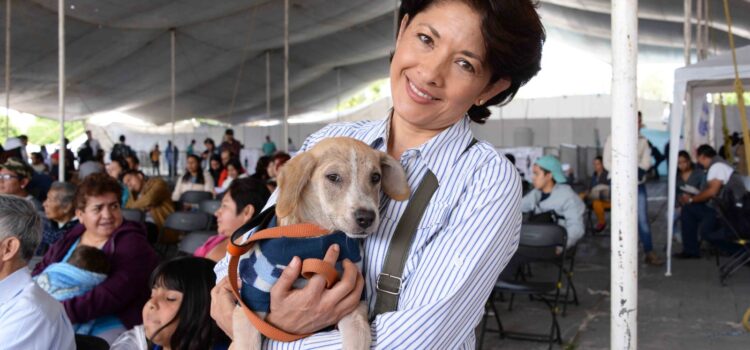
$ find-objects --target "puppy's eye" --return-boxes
[326,174,342,183]
[371,173,381,184]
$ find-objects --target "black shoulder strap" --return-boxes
[373,138,477,317]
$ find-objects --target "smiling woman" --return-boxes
[33,173,160,344]
[211,0,545,348]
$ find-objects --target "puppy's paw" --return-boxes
[230,306,263,350]
[339,302,371,350]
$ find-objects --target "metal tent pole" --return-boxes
[58,0,65,182]
[170,28,176,153]
[283,0,289,153]
[684,0,692,66]
[4,0,10,139]
[611,0,639,348]
[266,51,271,119]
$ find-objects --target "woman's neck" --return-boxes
[681,168,692,179]
[387,112,445,160]
[81,231,109,248]
[542,182,555,194]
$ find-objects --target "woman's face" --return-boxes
[389,1,509,130]
[43,189,71,222]
[227,165,239,179]
[187,157,199,174]
[107,162,123,180]
[531,164,551,190]
[215,191,253,237]
[143,285,183,347]
[210,159,221,170]
[678,155,692,172]
[76,192,123,239]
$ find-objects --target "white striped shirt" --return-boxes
[215,116,522,349]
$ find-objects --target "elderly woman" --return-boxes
[211,0,543,347]
[33,173,159,344]
[36,182,79,256]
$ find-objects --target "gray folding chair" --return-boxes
[179,190,213,205]
[480,223,567,350]
[121,208,145,223]
[178,230,216,255]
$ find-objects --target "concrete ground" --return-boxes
[480,180,750,349]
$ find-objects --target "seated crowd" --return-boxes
[0,130,286,348]
[5,124,748,349]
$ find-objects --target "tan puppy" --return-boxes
[231,137,410,350]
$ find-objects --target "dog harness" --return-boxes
[228,206,363,342]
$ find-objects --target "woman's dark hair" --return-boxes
[226,158,243,174]
[253,156,271,180]
[182,154,205,185]
[75,173,123,210]
[148,257,226,350]
[398,0,545,123]
[678,150,694,170]
[227,177,271,215]
[594,156,603,162]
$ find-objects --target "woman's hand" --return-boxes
[265,244,365,335]
[211,277,239,339]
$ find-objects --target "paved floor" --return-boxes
[480,181,750,349]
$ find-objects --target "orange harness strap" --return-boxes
[227,223,339,342]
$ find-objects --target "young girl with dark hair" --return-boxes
[110,256,228,350]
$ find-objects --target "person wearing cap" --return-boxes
[521,155,586,248]
[0,158,44,212]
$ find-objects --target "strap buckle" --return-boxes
[377,273,402,295]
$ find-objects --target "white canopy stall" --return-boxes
[667,45,750,275]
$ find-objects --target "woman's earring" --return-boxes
[477,99,484,106]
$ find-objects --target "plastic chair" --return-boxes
[712,194,750,285]
[479,223,567,350]
[164,211,211,233]
[179,190,213,205]
[74,334,109,350]
[199,199,221,216]
[178,230,216,255]
[121,208,145,223]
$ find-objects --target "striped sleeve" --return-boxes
[262,157,522,349]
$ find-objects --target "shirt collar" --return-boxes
[0,267,31,304]
[365,113,475,183]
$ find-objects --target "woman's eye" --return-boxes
[457,59,475,73]
[417,33,433,46]
[326,174,342,183]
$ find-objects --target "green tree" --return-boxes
[26,118,85,145]
[0,115,21,146]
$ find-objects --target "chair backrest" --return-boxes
[178,230,216,254]
[199,199,221,216]
[516,223,567,261]
[180,190,213,205]
[164,211,211,232]
[121,208,145,223]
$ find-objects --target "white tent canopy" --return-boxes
[667,45,750,275]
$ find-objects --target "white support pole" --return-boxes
[4,0,10,139]
[336,67,341,122]
[266,51,271,119]
[58,0,65,182]
[696,0,704,61]
[282,0,289,153]
[684,0,692,66]
[170,29,176,150]
[611,0,638,349]
[393,0,399,39]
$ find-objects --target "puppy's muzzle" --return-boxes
[354,208,376,229]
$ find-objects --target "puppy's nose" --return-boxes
[354,209,376,229]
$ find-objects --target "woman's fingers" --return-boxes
[306,244,340,293]
[270,256,301,298]
[325,258,358,301]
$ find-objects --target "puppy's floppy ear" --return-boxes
[276,151,317,219]
[380,153,410,201]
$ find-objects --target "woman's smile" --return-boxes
[406,75,439,103]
